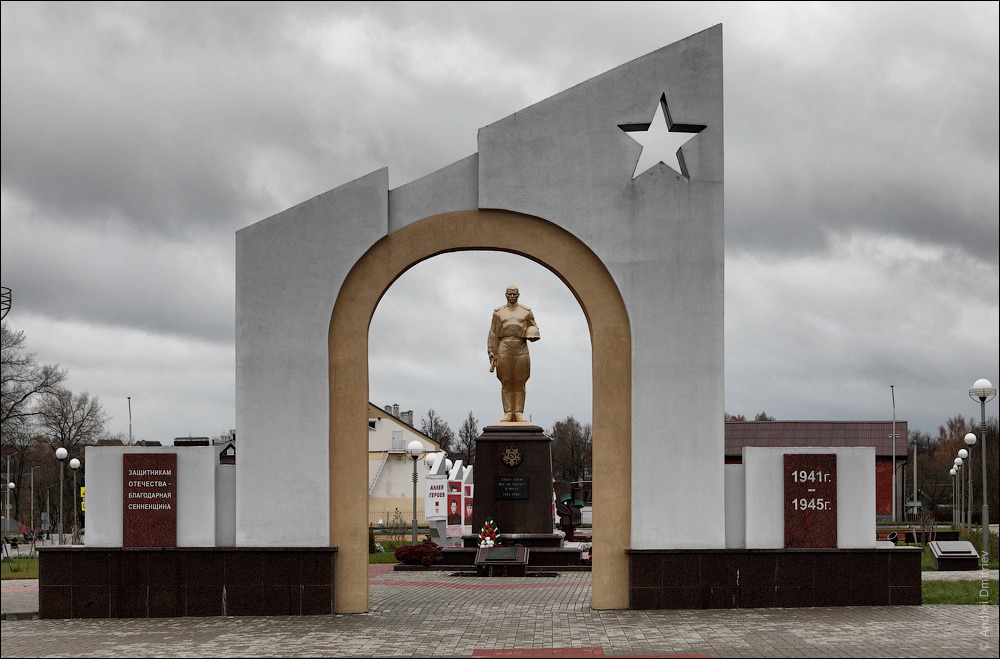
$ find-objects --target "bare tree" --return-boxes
[36,388,110,452]
[456,411,479,465]
[1,321,66,439]
[420,409,456,456]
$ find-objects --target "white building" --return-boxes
[367,403,441,527]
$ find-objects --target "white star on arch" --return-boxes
[620,94,705,179]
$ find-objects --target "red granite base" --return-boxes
[38,547,337,619]
[627,548,922,609]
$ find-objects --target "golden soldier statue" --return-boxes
[488,285,540,423]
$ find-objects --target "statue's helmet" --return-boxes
[523,325,540,340]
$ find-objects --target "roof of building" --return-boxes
[725,420,909,458]
[367,402,442,450]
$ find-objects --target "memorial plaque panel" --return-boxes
[484,547,519,561]
[495,475,529,499]
[784,453,836,548]
[123,453,177,547]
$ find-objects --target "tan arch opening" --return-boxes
[329,209,631,612]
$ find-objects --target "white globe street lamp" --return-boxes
[969,379,996,535]
[407,440,426,545]
[964,433,978,531]
[950,467,958,526]
[55,448,68,545]
[954,457,964,533]
[4,481,13,540]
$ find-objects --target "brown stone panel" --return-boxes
[38,585,73,619]
[72,551,116,586]
[263,551,301,585]
[775,552,814,586]
[183,550,226,585]
[700,586,738,609]
[148,550,181,585]
[123,453,177,547]
[186,585,224,617]
[700,553,738,587]
[72,585,111,618]
[115,585,150,618]
[776,585,815,607]
[783,454,837,548]
[300,552,335,586]
[890,586,923,605]
[735,553,776,592]
[661,587,701,609]
[226,585,263,616]
[627,553,663,591]
[119,550,149,587]
[148,584,182,618]
[301,585,335,615]
[662,553,699,588]
[889,551,921,588]
[814,551,855,589]
[629,587,663,610]
[226,552,263,586]
[262,585,301,616]
[814,586,853,607]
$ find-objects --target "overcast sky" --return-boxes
[2,2,997,445]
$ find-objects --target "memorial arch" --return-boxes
[236,26,725,616]
[328,209,631,612]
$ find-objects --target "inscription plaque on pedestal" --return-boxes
[495,475,529,499]
[484,546,519,561]
[123,453,177,547]
[784,453,836,548]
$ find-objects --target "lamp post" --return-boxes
[70,458,81,544]
[970,379,995,534]
[954,457,964,534]
[4,482,14,539]
[950,468,958,527]
[889,386,901,521]
[964,432,978,532]
[4,455,10,537]
[128,396,133,446]
[407,440,425,545]
[55,447,67,545]
[29,465,39,553]
[958,448,970,532]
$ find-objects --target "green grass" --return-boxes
[922,580,998,605]
[1,557,39,580]
[369,540,409,564]
[369,551,400,564]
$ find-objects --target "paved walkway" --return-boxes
[2,567,997,657]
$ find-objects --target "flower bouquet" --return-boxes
[478,518,499,548]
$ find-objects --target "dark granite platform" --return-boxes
[627,547,922,609]
[38,546,337,619]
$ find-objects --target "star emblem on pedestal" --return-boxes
[620,93,705,179]
[501,446,522,468]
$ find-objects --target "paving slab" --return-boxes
[1,568,997,657]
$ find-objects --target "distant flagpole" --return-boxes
[890,385,897,522]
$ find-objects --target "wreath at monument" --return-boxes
[478,518,499,547]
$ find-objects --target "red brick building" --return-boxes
[725,420,909,517]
